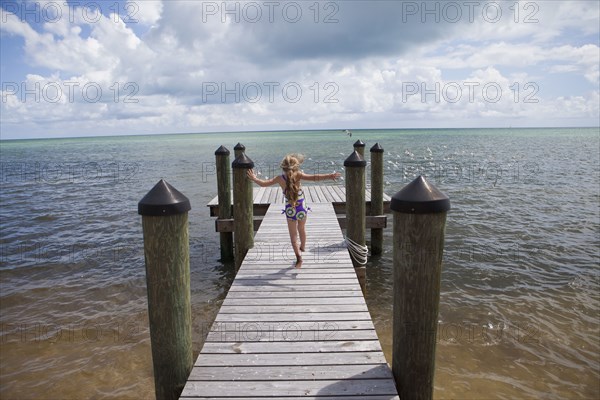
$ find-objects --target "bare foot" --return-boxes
[295,255,303,268]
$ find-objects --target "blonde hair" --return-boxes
[280,153,304,206]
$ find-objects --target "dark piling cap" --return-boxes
[353,140,365,148]
[215,145,230,155]
[391,176,450,214]
[234,143,245,151]
[232,152,255,169]
[344,151,367,168]
[370,143,384,153]
[138,179,191,216]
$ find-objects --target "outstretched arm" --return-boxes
[247,169,280,187]
[300,171,342,182]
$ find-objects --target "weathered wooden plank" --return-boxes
[240,259,351,267]
[243,244,349,254]
[253,235,344,242]
[227,284,363,293]
[188,364,393,381]
[205,329,379,343]
[310,185,323,203]
[240,256,352,265]
[238,264,353,272]
[221,296,366,306]
[224,290,364,298]
[245,244,346,252]
[313,185,327,202]
[260,187,271,204]
[310,185,322,203]
[236,266,355,274]
[181,379,398,397]
[231,282,360,290]
[244,242,348,251]
[194,351,388,367]
[247,240,348,248]
[323,184,343,203]
[234,271,358,279]
[266,187,278,204]
[309,186,320,203]
[255,186,267,204]
[246,241,346,248]
[331,185,346,202]
[324,184,339,203]
[215,312,371,322]
[233,275,357,282]
[200,340,383,354]
[326,186,344,203]
[240,257,352,265]
[240,260,351,267]
[315,185,330,203]
[206,320,376,331]
[255,227,342,234]
[218,304,369,314]
[267,187,280,203]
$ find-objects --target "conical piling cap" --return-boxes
[353,139,365,148]
[370,143,384,153]
[344,151,367,167]
[215,145,230,155]
[232,152,255,169]
[391,176,450,214]
[138,179,191,216]
[234,143,245,151]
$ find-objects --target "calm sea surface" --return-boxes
[0,128,598,399]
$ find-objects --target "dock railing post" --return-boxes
[234,142,245,159]
[138,180,193,400]
[370,143,384,255]
[215,145,233,261]
[344,151,367,290]
[390,175,450,400]
[353,139,365,158]
[232,152,255,269]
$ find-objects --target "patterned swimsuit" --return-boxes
[281,174,309,221]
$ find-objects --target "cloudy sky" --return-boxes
[1,0,598,139]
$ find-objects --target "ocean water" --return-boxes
[0,128,598,399]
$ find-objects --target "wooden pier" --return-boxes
[139,143,451,400]
[180,191,399,398]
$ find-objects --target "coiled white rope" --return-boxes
[344,235,368,265]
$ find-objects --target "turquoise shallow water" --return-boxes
[1,128,599,399]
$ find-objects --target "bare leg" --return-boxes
[298,217,307,252]
[286,219,302,265]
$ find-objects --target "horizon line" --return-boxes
[1,126,598,142]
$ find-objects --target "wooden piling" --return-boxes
[215,145,233,261]
[370,143,384,255]
[390,175,450,400]
[234,142,245,159]
[353,139,365,158]
[232,152,255,269]
[138,180,193,400]
[344,151,367,290]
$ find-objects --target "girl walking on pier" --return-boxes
[247,154,341,267]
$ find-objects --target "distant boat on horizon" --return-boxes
[343,129,352,137]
